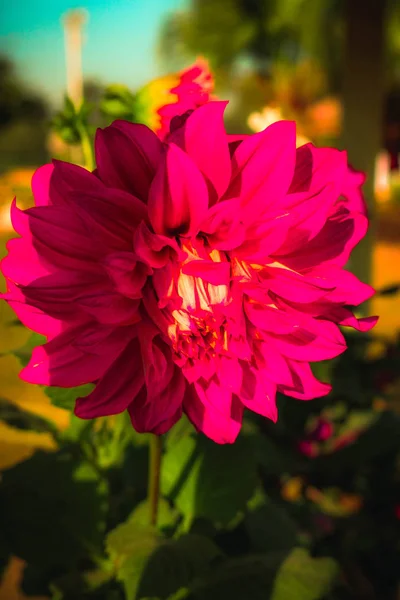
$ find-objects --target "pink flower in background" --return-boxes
[298,415,334,457]
[312,417,334,441]
[298,441,319,458]
[136,58,214,141]
[1,101,377,443]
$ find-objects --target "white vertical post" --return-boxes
[62,9,88,107]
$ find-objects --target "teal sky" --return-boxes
[0,0,186,106]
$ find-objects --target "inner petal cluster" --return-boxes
[164,242,232,380]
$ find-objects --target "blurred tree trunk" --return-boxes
[341,0,388,294]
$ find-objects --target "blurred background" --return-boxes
[0,1,400,599]
[1,0,400,329]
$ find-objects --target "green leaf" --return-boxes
[105,83,136,103]
[128,498,179,532]
[167,590,190,600]
[59,413,93,443]
[43,386,100,447]
[95,412,140,469]
[165,415,195,449]
[63,95,77,118]
[78,100,95,120]
[244,497,298,554]
[188,553,285,600]
[271,548,339,600]
[106,499,176,600]
[138,590,189,600]
[51,95,93,146]
[161,430,258,528]
[253,434,303,477]
[136,534,222,600]
[101,83,136,119]
[57,125,81,145]
[134,550,286,600]
[100,98,134,118]
[107,504,161,600]
[0,449,108,570]
[45,384,94,410]
[108,497,220,600]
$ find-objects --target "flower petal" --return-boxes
[32,163,64,206]
[75,289,141,326]
[219,356,242,393]
[102,252,151,299]
[10,201,101,262]
[277,209,368,270]
[128,367,185,434]
[270,318,346,362]
[226,120,296,223]
[3,283,66,338]
[306,265,375,305]
[185,380,243,444]
[278,360,332,400]
[148,143,209,236]
[95,121,162,200]
[74,338,144,418]
[289,144,347,196]
[200,198,246,251]
[182,259,230,286]
[256,341,294,387]
[341,165,367,214]
[21,324,133,387]
[239,364,278,421]
[134,221,186,268]
[179,101,231,199]
[260,263,333,303]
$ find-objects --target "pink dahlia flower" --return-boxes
[1,102,377,443]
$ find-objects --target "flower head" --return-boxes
[135,58,213,140]
[1,101,377,443]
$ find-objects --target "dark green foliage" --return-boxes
[1,329,399,599]
[0,450,107,568]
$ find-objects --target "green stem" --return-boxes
[78,123,95,172]
[148,434,163,526]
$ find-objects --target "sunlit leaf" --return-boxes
[161,429,258,528]
[271,547,339,600]
[127,498,179,532]
[106,508,161,600]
